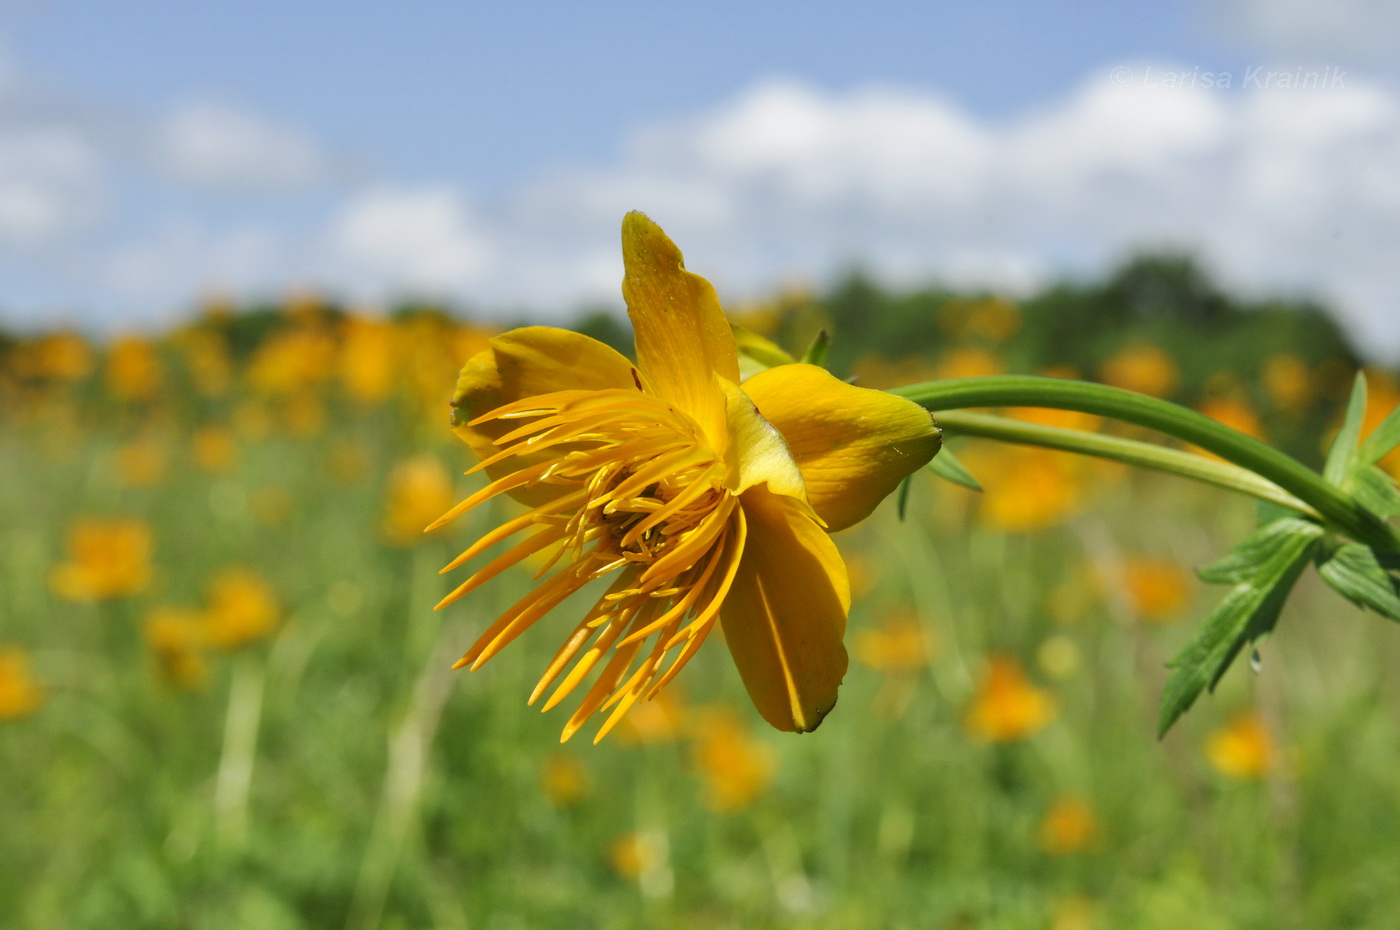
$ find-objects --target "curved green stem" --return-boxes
[892,376,1397,550]
[933,410,1319,518]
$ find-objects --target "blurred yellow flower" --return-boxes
[202,569,280,650]
[192,427,239,475]
[937,346,1004,380]
[1050,896,1100,930]
[175,328,233,397]
[1361,369,1400,479]
[965,654,1057,742]
[1260,353,1313,415]
[1120,557,1193,623]
[382,456,456,545]
[1036,635,1082,680]
[1198,396,1264,441]
[143,607,209,691]
[1099,343,1179,398]
[31,331,93,382]
[0,648,46,720]
[49,519,153,602]
[963,445,1084,533]
[104,336,163,401]
[339,316,399,404]
[115,438,167,487]
[616,687,687,745]
[281,391,328,436]
[608,831,667,883]
[1206,711,1275,780]
[1038,795,1099,855]
[940,296,1021,342]
[540,752,591,807]
[849,353,940,391]
[691,708,775,812]
[852,607,932,674]
[247,326,336,397]
[438,213,939,740]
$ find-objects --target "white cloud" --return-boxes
[152,101,327,192]
[320,187,493,299]
[0,126,104,246]
[1211,0,1400,65]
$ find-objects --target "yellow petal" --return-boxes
[718,375,808,506]
[621,212,739,452]
[720,486,850,733]
[742,363,942,531]
[450,326,636,505]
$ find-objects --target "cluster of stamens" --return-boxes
[434,386,747,741]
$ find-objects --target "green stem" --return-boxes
[933,410,1318,518]
[892,376,1397,550]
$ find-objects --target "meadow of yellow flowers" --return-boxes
[4,283,1400,929]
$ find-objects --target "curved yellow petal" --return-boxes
[718,375,808,506]
[742,363,942,531]
[450,326,637,505]
[720,486,850,733]
[621,212,739,453]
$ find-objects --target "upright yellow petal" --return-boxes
[621,212,739,452]
[451,327,637,505]
[720,486,850,732]
[743,363,941,531]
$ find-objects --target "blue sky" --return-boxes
[2,0,1399,355]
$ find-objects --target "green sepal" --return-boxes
[1351,465,1400,520]
[1197,517,1322,585]
[1324,373,1368,486]
[1160,520,1322,736]
[1315,541,1400,622]
[924,445,983,492]
[1358,401,1400,467]
[896,474,912,522]
[799,329,830,368]
[732,323,797,382]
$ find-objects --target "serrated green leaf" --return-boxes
[799,329,830,368]
[1197,517,1322,585]
[1351,465,1400,519]
[1159,523,1321,736]
[924,445,982,492]
[896,474,912,522]
[1316,542,1400,621]
[1358,401,1400,467]
[1324,372,1368,486]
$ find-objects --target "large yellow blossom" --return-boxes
[436,213,940,741]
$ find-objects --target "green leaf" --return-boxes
[732,323,796,381]
[896,474,912,522]
[1315,542,1400,622]
[1160,521,1322,736]
[1351,465,1400,519]
[923,445,983,492]
[1197,517,1322,585]
[799,329,830,368]
[1358,401,1400,467]
[1323,372,1368,486]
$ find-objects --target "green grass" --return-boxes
[6,407,1400,930]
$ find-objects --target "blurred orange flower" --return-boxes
[115,438,167,487]
[49,519,153,602]
[965,654,1057,742]
[31,331,93,382]
[962,445,1084,533]
[1260,354,1313,415]
[1120,557,1193,623]
[1099,343,1179,398]
[203,569,280,650]
[691,708,775,812]
[1198,396,1264,440]
[616,687,687,745]
[937,346,1004,380]
[143,607,209,691]
[339,316,399,404]
[852,606,932,674]
[104,336,163,401]
[0,648,46,720]
[1206,711,1275,780]
[1038,795,1099,855]
[540,752,591,807]
[608,831,667,883]
[382,455,456,545]
[192,427,239,475]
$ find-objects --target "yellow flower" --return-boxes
[608,831,667,883]
[1205,711,1274,780]
[540,752,591,807]
[1099,343,1179,398]
[31,331,94,382]
[382,456,457,545]
[202,569,279,650]
[0,648,46,720]
[1038,795,1099,855]
[691,707,775,812]
[49,519,154,602]
[192,426,239,475]
[104,336,163,401]
[143,607,209,691]
[339,315,399,404]
[437,213,941,741]
[964,654,1057,742]
[962,445,1084,533]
